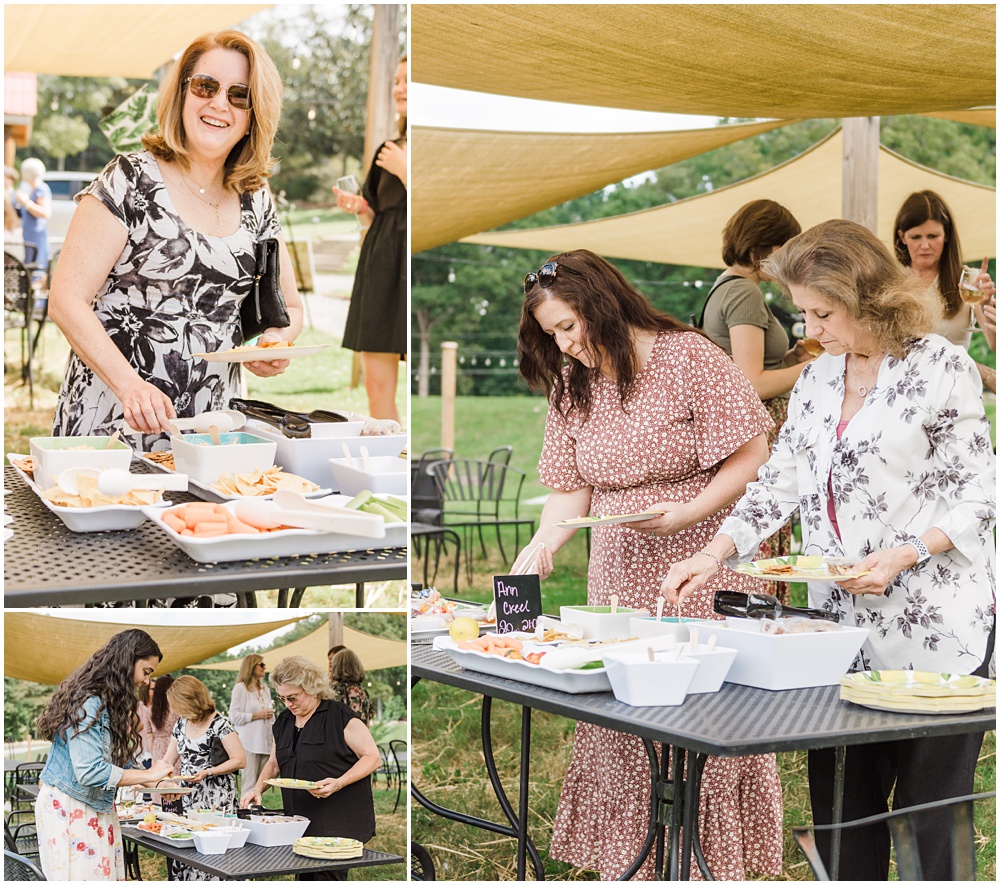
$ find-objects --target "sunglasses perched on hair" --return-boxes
[523,262,558,295]
[184,73,252,110]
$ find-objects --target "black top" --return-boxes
[342,140,407,356]
[272,699,375,842]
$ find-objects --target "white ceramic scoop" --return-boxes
[233,498,385,539]
[58,467,188,497]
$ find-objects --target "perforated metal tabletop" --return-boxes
[121,827,403,879]
[4,465,407,607]
[412,643,995,756]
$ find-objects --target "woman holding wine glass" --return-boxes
[893,189,996,392]
[663,219,995,881]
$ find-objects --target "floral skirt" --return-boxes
[35,782,125,881]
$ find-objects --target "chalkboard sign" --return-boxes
[492,574,543,635]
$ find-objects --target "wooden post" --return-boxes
[842,117,880,232]
[441,341,458,451]
[328,612,344,652]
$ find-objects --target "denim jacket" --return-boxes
[40,695,131,813]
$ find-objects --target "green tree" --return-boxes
[31,115,92,170]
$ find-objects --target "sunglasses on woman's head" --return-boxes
[185,73,251,110]
[523,262,558,295]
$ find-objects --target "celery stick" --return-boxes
[361,501,403,523]
[343,490,374,511]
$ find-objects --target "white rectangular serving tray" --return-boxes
[8,453,171,532]
[122,824,195,849]
[141,500,406,564]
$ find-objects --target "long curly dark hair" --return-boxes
[518,250,706,418]
[36,629,162,768]
[151,673,176,730]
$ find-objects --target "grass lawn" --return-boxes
[410,395,996,880]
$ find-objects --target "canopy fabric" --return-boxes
[922,108,996,128]
[3,613,306,686]
[412,5,995,119]
[464,129,996,269]
[189,621,407,674]
[412,118,792,254]
[4,4,271,78]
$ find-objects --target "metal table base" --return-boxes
[411,642,994,881]
[4,465,407,606]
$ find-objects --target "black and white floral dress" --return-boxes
[721,334,996,673]
[53,151,281,451]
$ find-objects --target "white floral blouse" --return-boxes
[720,334,995,674]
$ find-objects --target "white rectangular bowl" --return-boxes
[29,435,133,492]
[243,422,406,489]
[695,622,870,690]
[560,605,650,641]
[328,457,409,497]
[171,432,276,486]
[141,500,406,564]
[242,816,310,847]
[602,648,699,706]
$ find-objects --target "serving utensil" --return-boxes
[106,429,121,449]
[57,467,188,497]
[609,593,619,614]
[359,444,373,473]
[233,498,384,538]
[133,410,247,436]
[706,634,718,652]
[655,596,665,622]
[689,628,700,655]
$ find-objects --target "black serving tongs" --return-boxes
[229,398,350,439]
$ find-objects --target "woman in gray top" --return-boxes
[702,199,814,594]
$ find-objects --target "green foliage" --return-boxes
[3,678,51,742]
[32,114,92,162]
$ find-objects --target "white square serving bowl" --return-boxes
[629,616,713,643]
[602,648,699,706]
[221,824,250,849]
[681,646,738,694]
[242,815,310,846]
[328,456,408,496]
[560,605,650,641]
[29,435,133,492]
[694,622,870,690]
[170,432,276,486]
[243,422,406,488]
[191,829,232,854]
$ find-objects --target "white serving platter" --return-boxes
[8,453,170,533]
[122,824,196,849]
[410,605,492,637]
[555,511,661,527]
[192,344,330,362]
[141,501,406,564]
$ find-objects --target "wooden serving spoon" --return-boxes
[655,596,665,622]
[609,593,619,614]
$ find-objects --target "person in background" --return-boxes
[511,250,782,880]
[240,655,381,881]
[34,629,173,880]
[229,654,275,792]
[332,55,407,422]
[329,648,373,726]
[893,190,996,392]
[4,165,21,238]
[327,643,347,681]
[147,673,179,767]
[664,219,995,881]
[137,678,156,770]
[49,29,303,448]
[701,199,815,598]
[14,158,51,280]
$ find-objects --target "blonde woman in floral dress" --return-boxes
[513,250,783,880]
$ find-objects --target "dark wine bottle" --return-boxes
[713,590,839,623]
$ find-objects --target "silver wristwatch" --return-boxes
[908,537,931,568]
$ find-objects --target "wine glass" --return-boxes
[336,175,363,232]
[959,266,988,305]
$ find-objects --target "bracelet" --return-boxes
[695,550,723,570]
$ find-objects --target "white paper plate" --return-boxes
[192,344,330,363]
[555,510,661,527]
[138,453,331,502]
[736,555,869,582]
[266,778,320,790]
[142,501,406,564]
[7,453,171,533]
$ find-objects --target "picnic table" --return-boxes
[3,464,407,607]
[120,826,403,880]
[411,640,995,881]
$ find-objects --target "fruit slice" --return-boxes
[449,617,481,642]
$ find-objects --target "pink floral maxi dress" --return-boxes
[541,332,783,881]
[36,782,125,880]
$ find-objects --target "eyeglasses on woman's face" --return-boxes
[523,262,558,295]
[185,73,251,110]
[275,690,303,706]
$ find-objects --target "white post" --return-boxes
[441,342,458,451]
[842,117,880,232]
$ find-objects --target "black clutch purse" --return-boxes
[240,237,290,343]
[209,735,230,768]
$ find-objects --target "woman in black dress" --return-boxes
[333,56,407,422]
[239,656,381,880]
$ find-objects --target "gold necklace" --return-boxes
[180,173,224,226]
[850,352,883,397]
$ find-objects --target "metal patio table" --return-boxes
[120,827,403,880]
[411,642,995,881]
[4,464,407,607]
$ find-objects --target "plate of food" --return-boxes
[193,343,330,363]
[555,510,661,527]
[840,670,996,714]
[7,453,171,532]
[142,786,195,795]
[125,822,196,848]
[410,589,492,636]
[736,554,869,582]
[266,777,320,790]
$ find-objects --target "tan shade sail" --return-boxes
[4,4,271,78]
[4,613,306,686]
[464,129,996,268]
[921,108,996,128]
[412,5,995,119]
[412,119,793,253]
[189,620,407,674]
